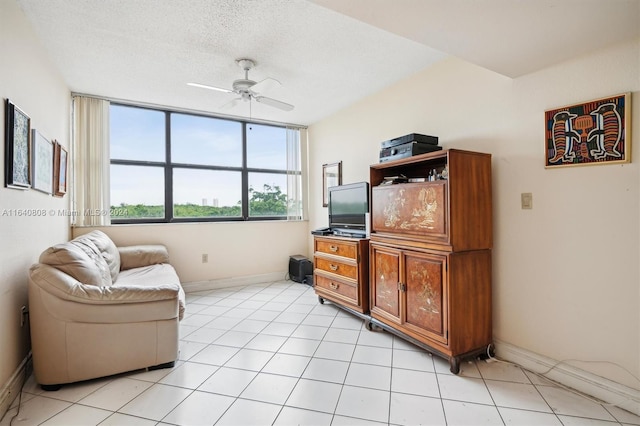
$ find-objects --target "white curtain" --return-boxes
[72,96,110,226]
[286,127,305,220]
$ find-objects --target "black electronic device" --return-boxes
[311,227,333,236]
[328,182,369,238]
[380,133,438,149]
[289,255,313,283]
[380,141,442,163]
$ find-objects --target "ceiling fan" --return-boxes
[188,58,294,112]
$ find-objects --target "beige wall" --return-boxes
[73,221,310,284]
[2,0,638,406]
[308,40,640,389]
[0,0,70,396]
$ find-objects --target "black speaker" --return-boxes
[289,255,313,284]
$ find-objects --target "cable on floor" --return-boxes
[481,343,638,409]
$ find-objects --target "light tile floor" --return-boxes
[2,280,639,426]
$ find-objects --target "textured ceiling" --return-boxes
[15,0,640,126]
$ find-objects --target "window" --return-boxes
[109,104,302,223]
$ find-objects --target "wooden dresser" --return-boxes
[368,149,492,373]
[313,235,369,316]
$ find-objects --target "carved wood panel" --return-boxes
[372,182,447,238]
[404,252,445,338]
[371,247,400,318]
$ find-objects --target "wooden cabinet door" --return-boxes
[370,244,401,324]
[403,251,448,344]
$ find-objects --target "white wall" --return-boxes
[308,40,639,391]
[73,221,310,284]
[0,0,70,402]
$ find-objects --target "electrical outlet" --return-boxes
[20,306,27,327]
[202,254,208,263]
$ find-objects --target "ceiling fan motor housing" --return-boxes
[232,79,256,92]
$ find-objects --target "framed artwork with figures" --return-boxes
[545,93,631,168]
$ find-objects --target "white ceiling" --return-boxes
[15,0,640,126]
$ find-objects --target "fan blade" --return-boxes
[187,82,233,93]
[254,96,294,111]
[220,97,242,110]
[250,77,281,94]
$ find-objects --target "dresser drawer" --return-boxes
[315,239,357,260]
[315,274,357,301]
[315,257,357,279]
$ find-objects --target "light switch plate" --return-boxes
[521,193,533,209]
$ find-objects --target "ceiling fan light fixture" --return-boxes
[189,57,294,112]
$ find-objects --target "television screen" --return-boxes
[328,182,369,236]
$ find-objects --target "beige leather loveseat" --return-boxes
[28,230,185,390]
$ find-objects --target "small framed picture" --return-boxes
[322,161,342,207]
[4,99,31,189]
[32,129,54,194]
[53,141,68,197]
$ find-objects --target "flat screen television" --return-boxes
[328,182,370,237]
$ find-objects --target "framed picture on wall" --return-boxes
[4,99,31,189]
[322,161,342,207]
[32,129,54,194]
[545,93,631,168]
[53,141,68,197]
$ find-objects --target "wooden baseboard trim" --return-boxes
[494,340,640,416]
[0,353,31,422]
[181,271,288,293]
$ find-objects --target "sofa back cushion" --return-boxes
[80,230,121,282]
[40,238,112,287]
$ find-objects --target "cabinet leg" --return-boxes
[365,319,373,331]
[318,296,325,305]
[449,357,461,375]
[477,343,496,361]
[365,319,383,332]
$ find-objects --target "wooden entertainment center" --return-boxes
[313,148,492,373]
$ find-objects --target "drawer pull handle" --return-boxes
[329,264,339,271]
[329,245,338,252]
[329,282,339,290]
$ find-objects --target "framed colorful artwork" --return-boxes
[4,99,31,189]
[545,93,631,168]
[32,129,54,194]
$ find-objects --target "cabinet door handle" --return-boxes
[329,264,339,271]
[329,282,339,290]
[329,245,338,252]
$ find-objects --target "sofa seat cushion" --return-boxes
[118,264,186,320]
[39,238,112,287]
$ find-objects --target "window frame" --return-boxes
[109,103,300,224]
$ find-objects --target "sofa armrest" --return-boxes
[118,245,169,270]
[29,263,179,305]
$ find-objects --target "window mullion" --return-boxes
[165,111,172,222]
[241,122,249,219]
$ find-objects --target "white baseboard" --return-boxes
[494,340,640,416]
[182,271,288,293]
[0,353,31,422]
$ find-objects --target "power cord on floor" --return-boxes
[482,344,639,409]
[7,364,28,426]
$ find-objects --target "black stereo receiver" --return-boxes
[380,133,438,149]
[379,133,440,163]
